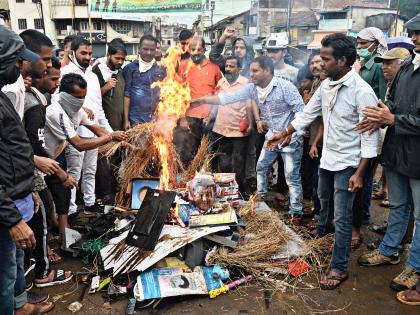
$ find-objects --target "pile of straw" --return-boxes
[100,123,213,208]
[208,196,293,276]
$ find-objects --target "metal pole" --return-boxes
[34,0,46,35]
[394,0,400,37]
[286,0,292,41]
[39,0,45,35]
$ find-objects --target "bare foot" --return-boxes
[15,301,54,315]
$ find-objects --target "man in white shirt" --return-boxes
[1,48,40,119]
[45,73,127,234]
[267,33,379,290]
[57,36,113,214]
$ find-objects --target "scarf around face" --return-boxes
[138,56,155,73]
[323,70,354,110]
[59,92,85,126]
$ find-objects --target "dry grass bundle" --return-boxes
[182,135,212,182]
[208,196,293,276]
[106,122,183,207]
[100,122,155,157]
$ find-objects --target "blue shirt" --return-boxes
[219,77,305,142]
[122,61,166,123]
[14,193,34,222]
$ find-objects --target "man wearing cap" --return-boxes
[357,14,420,300]
[266,39,299,86]
[0,26,54,314]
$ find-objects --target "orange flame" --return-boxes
[152,46,191,190]
[155,136,170,191]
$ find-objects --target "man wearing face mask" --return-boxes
[92,38,127,205]
[175,36,222,166]
[45,73,127,235]
[357,14,420,301]
[0,25,55,315]
[211,56,253,191]
[352,27,388,248]
[57,36,114,220]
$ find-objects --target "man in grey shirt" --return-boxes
[267,33,379,290]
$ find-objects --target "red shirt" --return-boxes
[178,57,222,119]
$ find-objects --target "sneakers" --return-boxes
[390,267,420,291]
[358,249,400,266]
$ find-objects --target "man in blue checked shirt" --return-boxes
[191,56,305,225]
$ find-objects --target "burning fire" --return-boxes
[155,137,170,190]
[152,45,191,190]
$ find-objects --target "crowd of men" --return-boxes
[0,12,419,314]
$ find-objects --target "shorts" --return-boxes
[45,173,71,215]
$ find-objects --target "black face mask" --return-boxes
[2,63,21,85]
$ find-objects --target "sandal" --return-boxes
[48,248,62,265]
[396,288,420,306]
[380,198,390,207]
[34,269,73,288]
[320,272,348,290]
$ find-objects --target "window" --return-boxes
[92,21,102,31]
[16,0,24,2]
[18,19,27,30]
[79,21,89,31]
[34,18,44,30]
[110,20,131,35]
[74,0,87,4]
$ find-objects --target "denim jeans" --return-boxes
[256,140,303,215]
[379,168,420,272]
[317,167,357,274]
[0,227,27,314]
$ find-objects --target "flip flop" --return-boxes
[396,289,420,306]
[34,269,73,288]
[320,273,348,290]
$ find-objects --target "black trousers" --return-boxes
[173,117,205,167]
[27,189,50,279]
[95,151,122,199]
[213,134,249,189]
